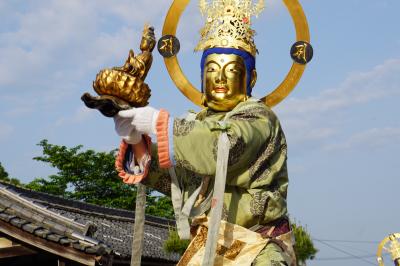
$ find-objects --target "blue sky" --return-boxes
[0,0,399,265]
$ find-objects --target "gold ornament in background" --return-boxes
[161,0,311,108]
[377,233,400,266]
[82,25,155,117]
[195,0,265,56]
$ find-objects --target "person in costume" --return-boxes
[113,1,297,265]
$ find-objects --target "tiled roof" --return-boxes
[0,181,180,263]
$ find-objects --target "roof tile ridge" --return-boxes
[0,181,175,228]
[0,183,95,235]
[41,201,175,229]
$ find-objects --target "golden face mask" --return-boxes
[203,54,248,112]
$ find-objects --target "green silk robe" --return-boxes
[143,98,289,229]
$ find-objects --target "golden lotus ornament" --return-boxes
[81,25,155,117]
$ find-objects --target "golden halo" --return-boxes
[376,233,400,266]
[161,0,311,108]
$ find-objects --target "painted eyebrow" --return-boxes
[225,61,245,69]
[205,60,220,67]
[205,60,244,69]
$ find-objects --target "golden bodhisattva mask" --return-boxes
[203,53,256,111]
[204,54,244,112]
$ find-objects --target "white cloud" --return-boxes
[96,0,170,25]
[0,46,48,86]
[4,106,34,117]
[324,127,400,151]
[277,58,400,116]
[276,58,400,146]
[0,0,169,87]
[86,27,141,69]
[0,1,173,117]
[55,106,96,127]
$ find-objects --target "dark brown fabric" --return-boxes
[256,218,290,238]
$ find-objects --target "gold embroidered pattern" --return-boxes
[151,174,171,196]
[174,118,195,137]
[145,157,172,196]
[175,157,203,193]
[221,203,229,221]
[213,135,246,166]
[217,240,246,260]
[177,225,208,266]
[230,106,270,122]
[249,130,287,183]
[175,157,197,172]
[250,191,269,217]
[178,226,247,265]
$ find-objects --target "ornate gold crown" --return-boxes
[195,0,265,57]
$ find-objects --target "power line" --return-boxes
[314,239,376,265]
[314,254,376,261]
[315,253,392,261]
[313,238,379,244]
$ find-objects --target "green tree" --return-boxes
[0,162,22,186]
[0,162,8,179]
[146,196,174,219]
[163,227,191,255]
[26,140,173,217]
[292,223,318,263]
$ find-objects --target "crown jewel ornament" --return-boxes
[195,0,265,56]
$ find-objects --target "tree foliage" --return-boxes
[146,196,174,219]
[25,140,173,217]
[163,227,191,255]
[292,223,318,263]
[0,162,22,186]
[0,162,8,179]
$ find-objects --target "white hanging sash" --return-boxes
[169,120,232,265]
[201,121,230,266]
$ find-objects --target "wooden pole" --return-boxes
[130,183,147,266]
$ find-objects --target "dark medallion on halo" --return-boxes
[290,41,313,64]
[157,35,180,58]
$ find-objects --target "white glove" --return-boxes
[114,114,142,144]
[118,106,160,136]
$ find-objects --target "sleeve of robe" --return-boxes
[116,99,289,226]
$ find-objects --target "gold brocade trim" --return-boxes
[177,226,208,266]
[178,225,247,265]
[218,240,246,260]
[178,219,271,266]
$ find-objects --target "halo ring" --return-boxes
[162,0,310,108]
